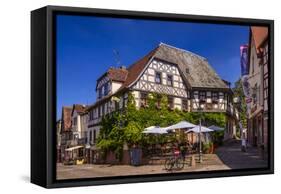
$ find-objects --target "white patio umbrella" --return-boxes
[186,125,214,143]
[208,125,224,131]
[142,126,168,134]
[144,126,156,130]
[165,120,196,132]
[186,125,214,133]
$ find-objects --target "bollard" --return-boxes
[190,155,196,166]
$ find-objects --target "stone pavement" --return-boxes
[56,154,230,180]
[215,139,268,169]
[57,140,268,180]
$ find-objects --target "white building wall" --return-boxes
[112,82,122,93]
[72,110,89,140]
[174,97,182,110]
[80,114,88,139]
[131,90,140,107]
[248,36,263,118]
[72,111,81,138]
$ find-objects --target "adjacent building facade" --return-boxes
[71,104,88,143]
[56,119,62,162]
[59,105,88,162]
[247,27,269,155]
[59,106,72,162]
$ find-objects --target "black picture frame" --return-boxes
[31,5,274,188]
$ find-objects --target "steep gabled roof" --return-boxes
[154,43,229,89]
[96,67,128,90]
[107,68,128,82]
[251,26,268,52]
[125,43,229,89]
[88,43,229,110]
[123,47,158,88]
[72,104,88,115]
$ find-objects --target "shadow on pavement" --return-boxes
[215,139,268,169]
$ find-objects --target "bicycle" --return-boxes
[164,150,185,171]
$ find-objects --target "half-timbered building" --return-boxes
[71,104,88,144]
[247,27,269,155]
[86,43,238,156]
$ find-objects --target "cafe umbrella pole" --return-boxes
[199,116,203,163]
[197,100,204,163]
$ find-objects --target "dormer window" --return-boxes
[167,75,173,86]
[104,82,109,96]
[98,87,102,99]
[155,72,162,84]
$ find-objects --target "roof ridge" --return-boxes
[127,46,159,70]
[159,42,206,60]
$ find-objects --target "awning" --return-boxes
[65,145,84,151]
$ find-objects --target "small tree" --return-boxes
[123,121,143,145]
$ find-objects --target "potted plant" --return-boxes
[208,142,214,154]
[202,142,210,154]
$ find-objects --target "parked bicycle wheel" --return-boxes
[175,157,185,170]
[164,158,173,171]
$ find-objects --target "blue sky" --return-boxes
[56,14,249,119]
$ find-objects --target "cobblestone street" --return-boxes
[215,139,268,169]
[57,140,268,180]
